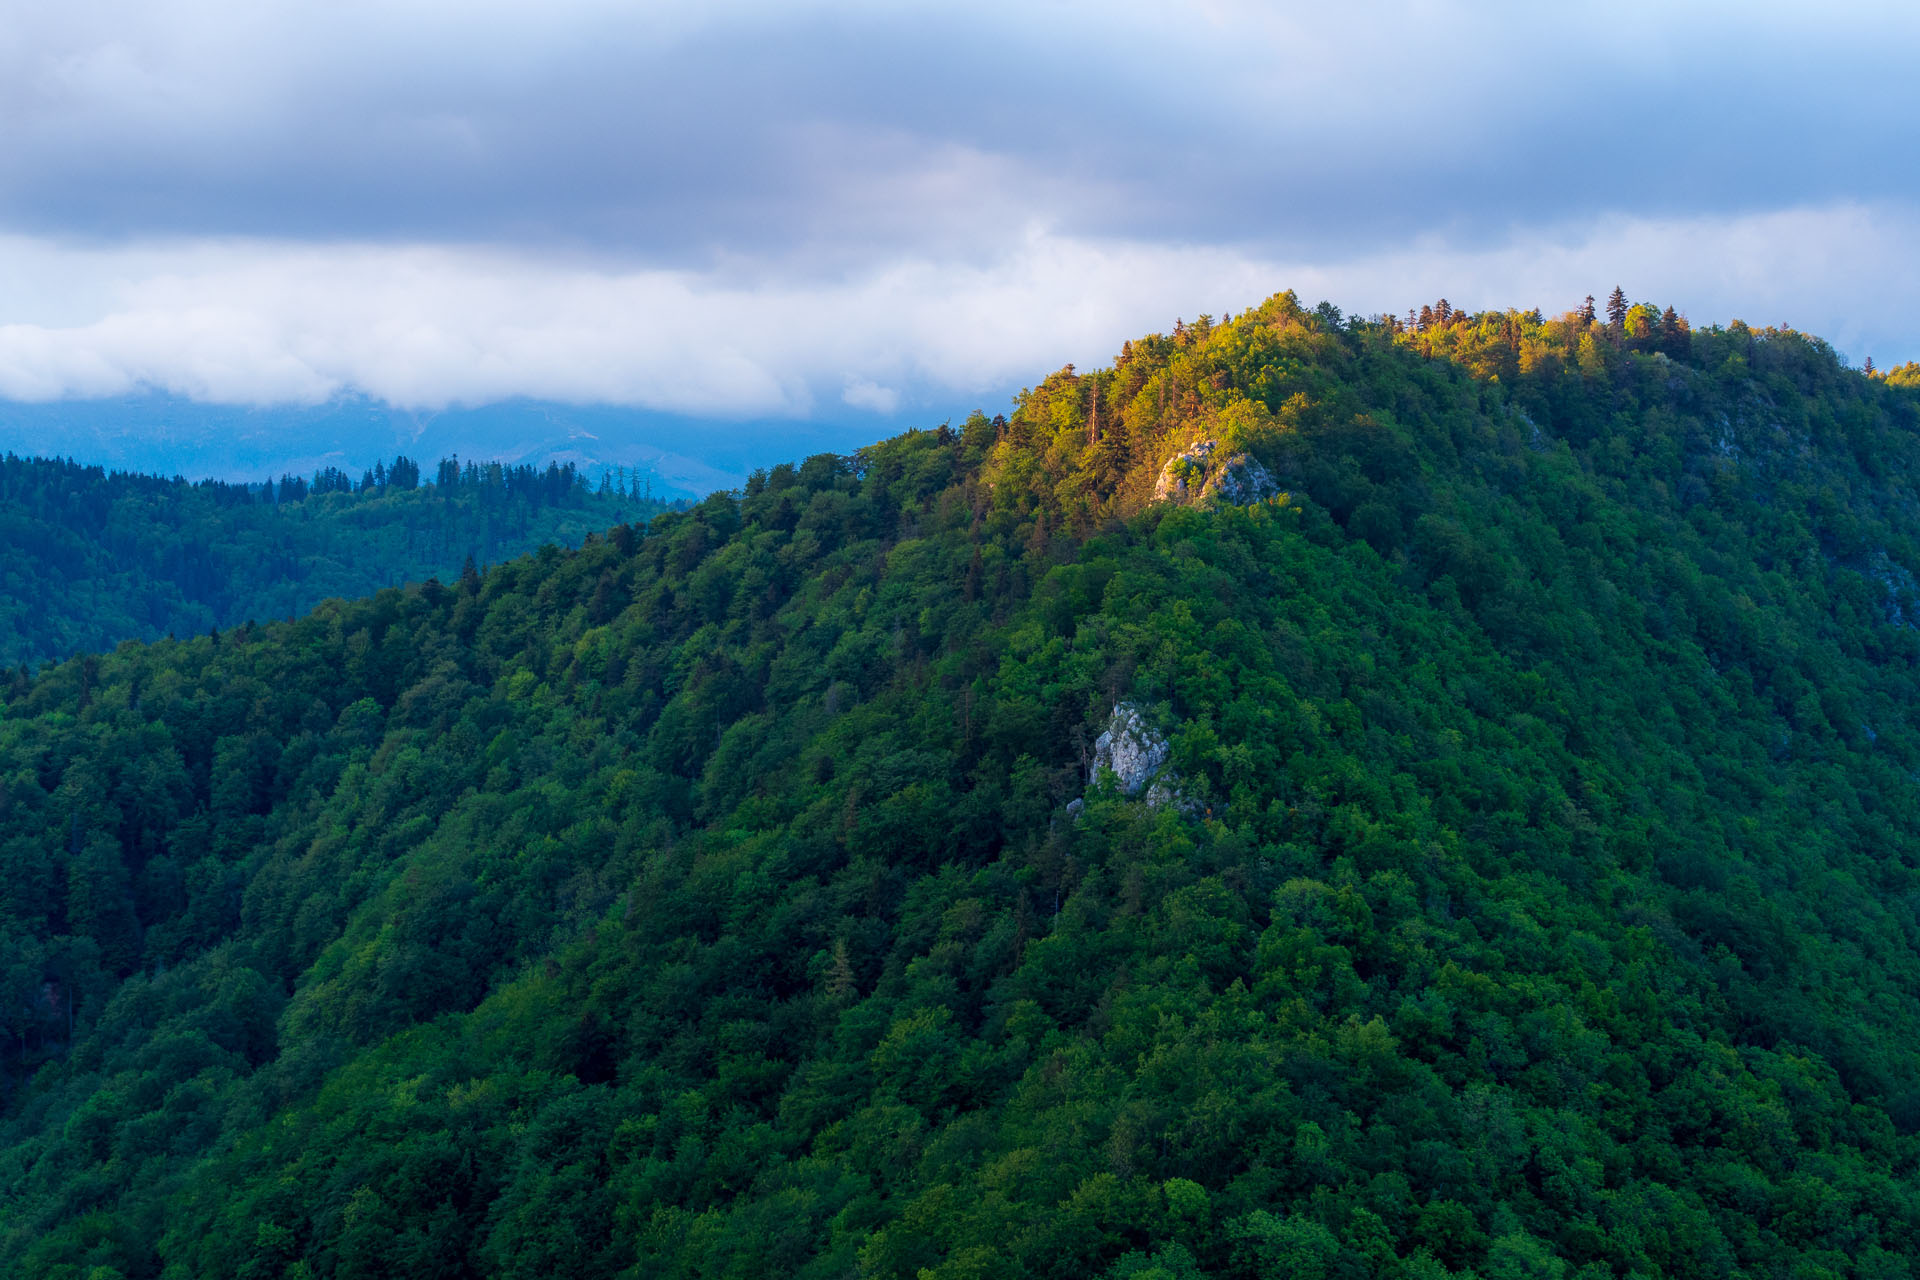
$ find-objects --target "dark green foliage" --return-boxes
[1,293,1920,1278]
[0,455,667,667]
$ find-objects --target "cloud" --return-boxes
[842,378,900,415]
[2,0,1915,426]
[1,0,1915,264]
[1,202,1915,416]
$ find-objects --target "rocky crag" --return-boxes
[1151,438,1278,506]
[1072,702,1190,815]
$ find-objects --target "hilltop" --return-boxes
[2,292,1920,1278]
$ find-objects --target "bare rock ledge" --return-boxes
[1152,439,1279,506]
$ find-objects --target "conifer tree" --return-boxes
[1607,286,1628,331]
[1660,306,1689,359]
[1580,295,1597,326]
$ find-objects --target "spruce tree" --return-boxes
[1660,306,1688,359]
[1607,286,1628,331]
[1580,295,1597,326]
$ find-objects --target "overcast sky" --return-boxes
[2,0,1917,420]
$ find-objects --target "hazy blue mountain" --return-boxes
[0,394,978,500]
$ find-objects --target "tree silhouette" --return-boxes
[1660,306,1689,359]
[1607,286,1628,332]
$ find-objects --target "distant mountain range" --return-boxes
[0,452,669,667]
[0,394,967,500]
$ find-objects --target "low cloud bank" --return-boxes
[0,203,1914,416]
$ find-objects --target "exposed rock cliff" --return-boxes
[1065,702,1199,821]
[1091,702,1170,796]
[1152,439,1278,506]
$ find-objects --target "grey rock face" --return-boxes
[1091,702,1172,798]
[1152,439,1279,506]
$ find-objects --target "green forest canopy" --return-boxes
[0,453,673,669]
[1,292,1919,1278]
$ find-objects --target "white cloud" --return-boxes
[841,378,899,414]
[0,202,1915,418]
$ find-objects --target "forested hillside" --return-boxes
[0,454,669,667]
[4,291,1920,1279]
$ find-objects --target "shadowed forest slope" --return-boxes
[0,454,669,668]
[3,292,1920,1278]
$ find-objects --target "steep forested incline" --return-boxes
[4,292,1920,1279]
[0,455,667,668]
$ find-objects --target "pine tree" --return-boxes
[1607,287,1628,331]
[1580,296,1597,326]
[1660,306,1689,359]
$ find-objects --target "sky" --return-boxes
[1,0,1917,447]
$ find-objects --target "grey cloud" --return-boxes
[2,202,1917,418]
[3,0,1919,420]
[3,1,1916,265]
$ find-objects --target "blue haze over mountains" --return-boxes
[0,394,977,500]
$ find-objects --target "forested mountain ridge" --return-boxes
[0,454,670,668]
[4,291,1920,1278]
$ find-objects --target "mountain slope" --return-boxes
[3,292,1920,1278]
[0,455,668,667]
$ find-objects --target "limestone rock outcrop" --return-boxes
[1091,702,1170,797]
[1065,703,1200,821]
[1152,439,1279,506]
